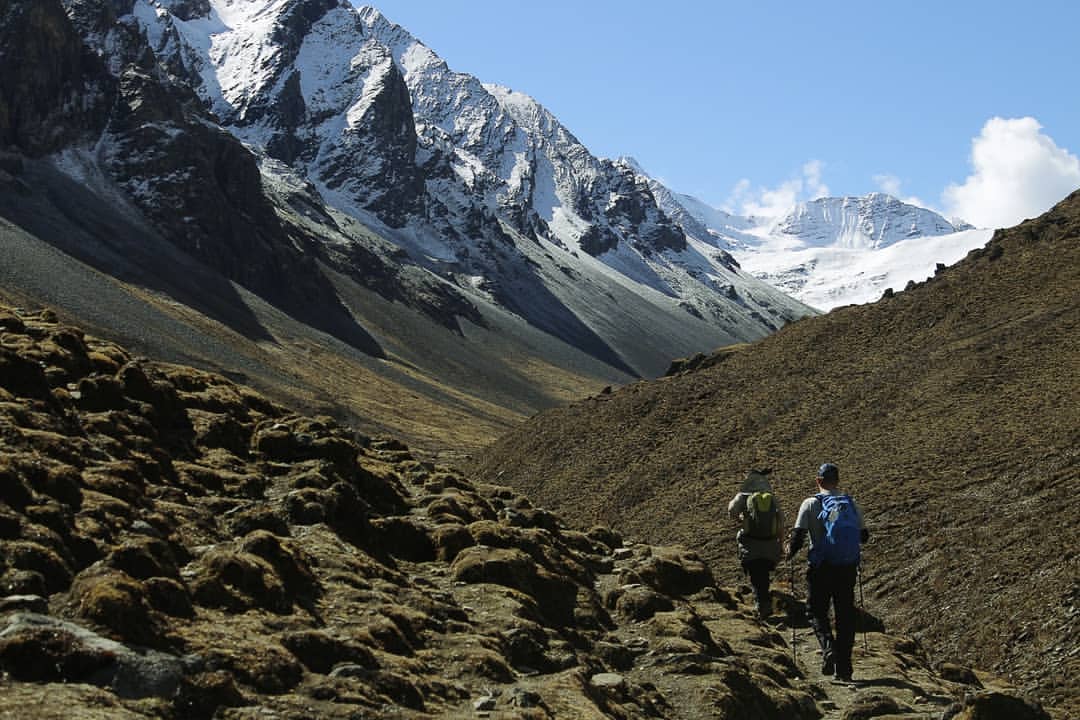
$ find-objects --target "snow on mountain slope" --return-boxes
[52,0,986,334]
[640,163,761,252]
[738,228,994,310]
[653,185,990,311]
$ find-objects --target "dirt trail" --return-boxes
[767,577,1006,720]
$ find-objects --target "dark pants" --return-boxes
[806,563,858,675]
[742,558,775,610]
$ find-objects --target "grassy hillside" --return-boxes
[473,191,1080,716]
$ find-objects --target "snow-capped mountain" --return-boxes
[656,188,992,311]
[769,194,973,250]
[110,0,813,351]
[6,0,991,387]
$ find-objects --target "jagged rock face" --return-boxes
[195,0,349,126]
[772,192,973,248]
[103,66,293,294]
[0,0,376,352]
[129,1,807,331]
[601,160,686,255]
[298,32,425,228]
[0,0,111,155]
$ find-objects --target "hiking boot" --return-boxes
[757,601,771,619]
[836,663,853,682]
[820,650,835,676]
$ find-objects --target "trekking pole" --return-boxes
[789,558,798,665]
[858,563,869,653]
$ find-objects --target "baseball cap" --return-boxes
[817,463,839,483]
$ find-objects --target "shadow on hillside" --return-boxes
[490,254,639,378]
[1,161,384,359]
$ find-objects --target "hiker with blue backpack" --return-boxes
[728,468,784,619]
[786,462,869,682]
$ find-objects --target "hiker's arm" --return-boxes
[787,498,813,559]
[727,494,744,519]
[853,498,869,543]
[786,528,807,560]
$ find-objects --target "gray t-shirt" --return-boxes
[794,489,865,555]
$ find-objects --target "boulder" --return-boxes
[0,613,189,699]
[954,692,1051,720]
[635,546,715,597]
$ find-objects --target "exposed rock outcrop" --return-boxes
[0,0,111,154]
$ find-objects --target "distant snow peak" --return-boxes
[771,193,972,250]
[650,186,990,311]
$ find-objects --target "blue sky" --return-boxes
[358,1,1080,228]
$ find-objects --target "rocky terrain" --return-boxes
[0,303,1053,719]
[474,192,1080,718]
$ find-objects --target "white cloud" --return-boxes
[874,173,902,196]
[726,161,831,218]
[802,160,829,199]
[943,117,1080,229]
[873,173,927,209]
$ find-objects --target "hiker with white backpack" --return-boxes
[727,468,784,619]
[787,462,869,682]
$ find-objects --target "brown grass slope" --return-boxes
[3,304,1048,720]
[472,190,1080,715]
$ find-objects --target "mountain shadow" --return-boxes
[0,160,272,342]
[485,247,640,378]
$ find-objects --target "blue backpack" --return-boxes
[810,493,861,566]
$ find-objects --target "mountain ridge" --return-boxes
[125,0,814,334]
